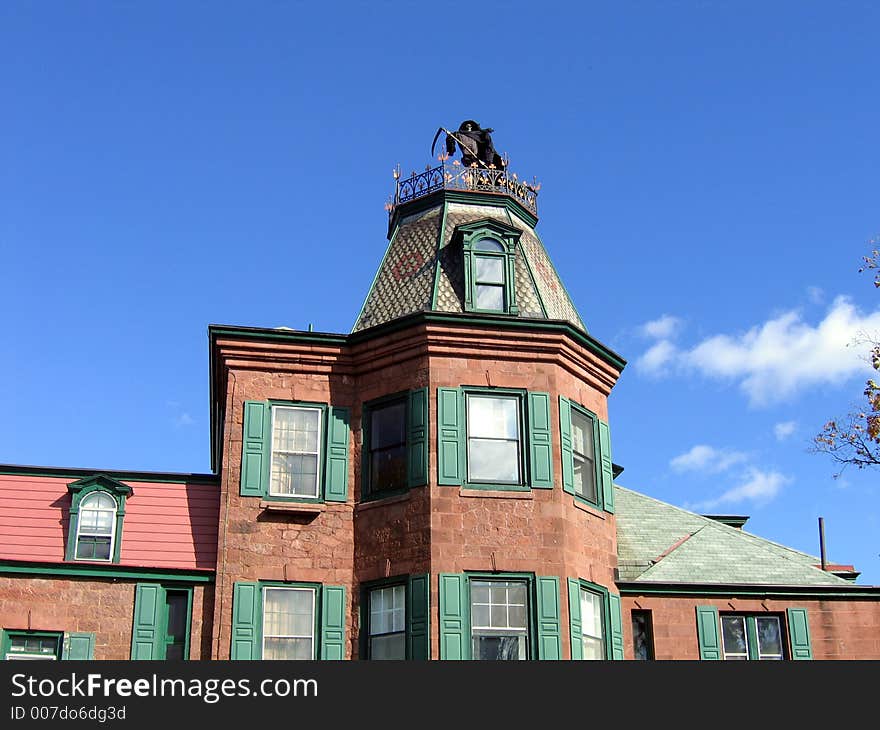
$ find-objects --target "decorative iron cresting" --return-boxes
[391,161,540,215]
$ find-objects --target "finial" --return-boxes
[392,164,401,180]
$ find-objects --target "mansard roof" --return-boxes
[352,188,586,334]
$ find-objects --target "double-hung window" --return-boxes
[361,575,430,660]
[559,396,614,512]
[466,394,522,485]
[470,579,530,660]
[262,586,316,660]
[240,400,351,503]
[270,406,322,498]
[361,389,428,501]
[458,220,521,316]
[437,388,553,491]
[566,579,624,660]
[696,606,813,660]
[230,581,348,660]
[65,475,131,564]
[2,632,62,660]
[578,586,605,660]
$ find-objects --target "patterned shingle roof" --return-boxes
[353,195,586,332]
[615,485,852,586]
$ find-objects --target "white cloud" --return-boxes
[694,468,792,511]
[175,413,194,427]
[640,314,682,340]
[807,286,824,304]
[635,296,880,406]
[635,340,678,375]
[774,421,797,441]
[670,445,749,474]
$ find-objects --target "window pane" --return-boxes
[582,636,604,660]
[77,536,111,560]
[263,587,314,658]
[473,635,527,660]
[475,284,504,311]
[370,633,405,660]
[721,616,748,657]
[370,445,407,492]
[571,411,593,458]
[468,397,519,439]
[371,401,406,449]
[82,492,116,510]
[262,637,312,660]
[474,238,504,252]
[270,454,318,496]
[475,256,504,283]
[756,617,783,658]
[580,589,603,639]
[467,439,520,482]
[273,407,320,453]
[572,456,597,502]
[370,585,406,637]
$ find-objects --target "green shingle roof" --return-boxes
[615,485,852,586]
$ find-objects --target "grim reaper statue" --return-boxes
[433,120,506,169]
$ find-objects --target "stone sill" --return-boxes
[572,498,606,519]
[259,500,324,514]
[355,491,412,513]
[460,488,534,500]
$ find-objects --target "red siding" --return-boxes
[0,475,218,571]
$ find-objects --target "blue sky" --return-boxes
[1,2,878,583]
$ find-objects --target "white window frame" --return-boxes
[579,586,606,660]
[470,579,530,660]
[465,393,523,486]
[368,584,406,660]
[74,491,117,562]
[269,405,323,498]
[570,406,598,503]
[261,586,316,660]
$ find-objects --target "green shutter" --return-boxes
[598,419,614,513]
[131,583,164,660]
[608,593,624,660]
[62,632,95,660]
[437,388,462,486]
[528,392,554,489]
[696,606,721,660]
[324,407,350,502]
[439,573,468,659]
[407,573,430,660]
[559,397,574,495]
[320,585,347,659]
[536,576,561,659]
[231,582,261,660]
[240,401,267,497]
[407,388,429,488]
[567,578,582,660]
[787,608,813,660]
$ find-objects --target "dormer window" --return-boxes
[458,220,521,315]
[75,492,117,560]
[65,474,132,563]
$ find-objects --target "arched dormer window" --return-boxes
[458,219,521,315]
[65,474,132,563]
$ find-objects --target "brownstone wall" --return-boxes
[620,594,880,660]
[0,575,214,660]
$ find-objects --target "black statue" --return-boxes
[433,120,506,169]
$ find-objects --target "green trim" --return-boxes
[617,582,880,598]
[0,560,214,583]
[462,388,528,491]
[573,578,611,660]
[361,391,409,502]
[567,400,602,510]
[259,581,322,660]
[2,629,63,660]
[429,200,449,310]
[0,464,217,484]
[359,575,410,660]
[209,311,627,372]
[65,476,132,563]
[465,571,539,661]
[459,220,522,316]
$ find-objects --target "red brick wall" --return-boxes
[620,594,880,660]
[0,575,214,660]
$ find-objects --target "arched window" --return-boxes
[65,474,132,563]
[457,220,521,315]
[75,492,117,561]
